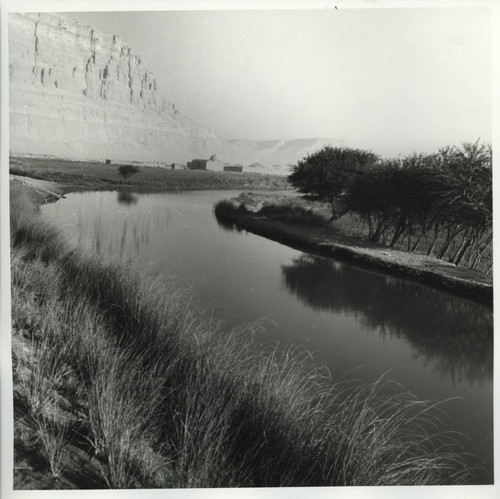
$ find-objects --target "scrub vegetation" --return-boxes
[11,182,472,489]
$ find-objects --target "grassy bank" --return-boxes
[214,194,492,306]
[10,182,473,489]
[10,156,289,193]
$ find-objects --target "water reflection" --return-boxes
[117,190,138,205]
[282,255,493,384]
[75,196,172,262]
[216,215,240,232]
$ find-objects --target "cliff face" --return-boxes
[9,12,221,163]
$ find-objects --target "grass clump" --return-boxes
[10,181,474,488]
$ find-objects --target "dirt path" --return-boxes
[10,174,68,202]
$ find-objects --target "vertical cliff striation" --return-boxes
[9,12,221,163]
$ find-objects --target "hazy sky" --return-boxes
[64,7,492,158]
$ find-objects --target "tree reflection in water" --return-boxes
[215,215,240,232]
[117,190,138,205]
[281,254,492,384]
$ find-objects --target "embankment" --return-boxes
[214,200,492,307]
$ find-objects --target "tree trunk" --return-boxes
[407,215,412,251]
[390,213,407,247]
[453,238,472,266]
[367,214,374,240]
[470,231,492,269]
[325,198,337,226]
[451,228,471,265]
[427,223,441,256]
[437,224,461,259]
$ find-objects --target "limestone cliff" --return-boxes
[9,12,221,163]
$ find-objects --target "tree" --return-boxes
[117,165,140,181]
[288,146,379,222]
[347,159,401,243]
[429,141,492,267]
[347,141,492,270]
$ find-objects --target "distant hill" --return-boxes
[218,138,348,175]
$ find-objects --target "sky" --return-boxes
[59,6,491,158]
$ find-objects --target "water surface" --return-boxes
[41,189,493,483]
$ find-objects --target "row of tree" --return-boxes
[288,141,492,272]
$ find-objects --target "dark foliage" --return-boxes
[348,142,492,270]
[288,146,379,222]
[289,142,491,271]
[117,165,141,181]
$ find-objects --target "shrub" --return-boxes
[117,165,140,181]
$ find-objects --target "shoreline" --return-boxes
[215,203,493,307]
[10,173,493,307]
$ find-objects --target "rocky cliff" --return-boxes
[9,12,221,163]
[9,12,346,172]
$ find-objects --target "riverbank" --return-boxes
[9,180,473,488]
[214,197,493,306]
[10,156,290,193]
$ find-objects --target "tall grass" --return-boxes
[10,182,473,488]
[12,272,72,480]
[16,333,70,480]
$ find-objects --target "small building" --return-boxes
[188,158,224,172]
[223,165,243,173]
[188,159,208,170]
[170,163,186,170]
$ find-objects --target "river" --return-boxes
[41,189,494,484]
